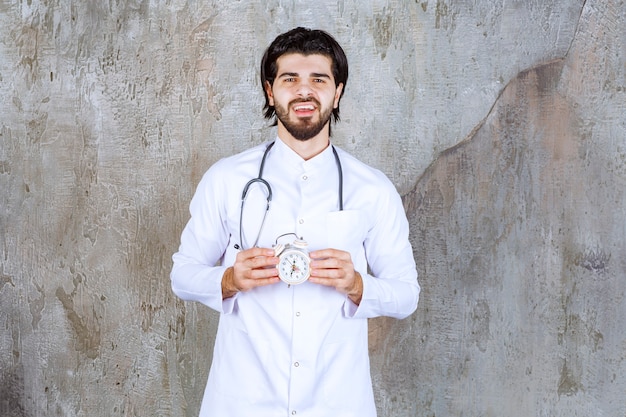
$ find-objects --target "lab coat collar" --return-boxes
[273,136,336,173]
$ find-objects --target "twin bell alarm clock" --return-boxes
[274,237,311,285]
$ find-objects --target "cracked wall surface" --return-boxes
[1,1,624,416]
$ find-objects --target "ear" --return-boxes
[264,81,274,106]
[333,83,344,109]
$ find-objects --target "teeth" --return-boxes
[294,104,315,111]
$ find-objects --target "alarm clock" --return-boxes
[274,238,311,285]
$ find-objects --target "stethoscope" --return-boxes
[238,141,344,250]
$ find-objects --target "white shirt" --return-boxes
[171,138,420,417]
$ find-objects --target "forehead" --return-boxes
[275,53,334,77]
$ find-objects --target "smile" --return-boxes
[293,103,316,112]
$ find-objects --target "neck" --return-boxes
[276,124,331,160]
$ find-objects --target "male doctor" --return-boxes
[171,27,420,417]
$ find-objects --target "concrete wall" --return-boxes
[1,0,624,416]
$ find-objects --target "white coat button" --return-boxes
[302,175,308,181]
[298,218,304,224]
[294,362,300,367]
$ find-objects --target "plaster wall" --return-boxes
[1,1,624,416]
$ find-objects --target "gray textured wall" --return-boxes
[1,1,624,416]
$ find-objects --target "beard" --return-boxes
[274,98,334,141]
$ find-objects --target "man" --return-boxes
[171,27,420,417]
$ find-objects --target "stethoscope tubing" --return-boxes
[239,141,343,250]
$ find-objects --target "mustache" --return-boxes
[289,97,321,107]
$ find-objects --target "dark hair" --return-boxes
[260,27,349,124]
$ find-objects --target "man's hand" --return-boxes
[309,248,363,305]
[222,247,279,299]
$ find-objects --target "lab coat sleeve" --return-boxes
[170,162,238,314]
[345,179,420,320]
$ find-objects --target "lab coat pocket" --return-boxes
[211,326,273,404]
[321,328,374,411]
[325,210,367,253]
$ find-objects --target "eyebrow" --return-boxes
[277,71,332,79]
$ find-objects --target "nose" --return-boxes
[295,79,313,97]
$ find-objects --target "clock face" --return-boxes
[278,250,310,285]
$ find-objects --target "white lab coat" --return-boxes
[171,138,420,417]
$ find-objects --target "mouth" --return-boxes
[293,103,315,111]
[291,101,318,116]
